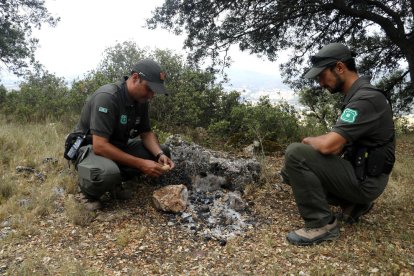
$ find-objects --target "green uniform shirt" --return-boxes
[332,76,395,162]
[75,78,151,149]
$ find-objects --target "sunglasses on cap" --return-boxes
[310,56,340,65]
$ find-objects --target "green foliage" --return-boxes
[79,41,304,150]
[1,41,303,151]
[98,41,148,82]
[298,87,342,130]
[0,84,6,108]
[0,0,59,75]
[376,70,413,114]
[206,96,301,153]
[148,0,414,112]
[394,117,414,135]
[1,70,85,123]
[152,70,229,129]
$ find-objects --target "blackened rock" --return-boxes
[164,135,261,191]
[199,205,210,213]
[219,239,227,246]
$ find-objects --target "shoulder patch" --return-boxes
[340,108,358,123]
[98,107,108,113]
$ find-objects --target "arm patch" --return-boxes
[340,108,358,123]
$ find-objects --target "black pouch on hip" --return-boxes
[366,148,385,177]
[354,147,368,181]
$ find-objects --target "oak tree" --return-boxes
[147,0,414,112]
[0,0,59,75]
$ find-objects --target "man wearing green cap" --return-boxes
[67,59,175,211]
[281,43,395,246]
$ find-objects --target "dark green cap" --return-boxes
[304,43,355,79]
[132,59,168,94]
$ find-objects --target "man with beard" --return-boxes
[281,43,395,246]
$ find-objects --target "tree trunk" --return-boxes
[406,47,414,85]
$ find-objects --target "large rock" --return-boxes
[162,135,261,191]
[152,184,188,213]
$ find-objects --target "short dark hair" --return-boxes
[342,58,357,72]
[328,58,357,73]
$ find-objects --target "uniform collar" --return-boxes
[343,76,371,105]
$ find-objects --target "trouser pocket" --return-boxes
[77,147,121,198]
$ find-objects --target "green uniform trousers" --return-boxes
[281,143,389,228]
[75,139,170,199]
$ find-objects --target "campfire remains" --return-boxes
[153,135,261,244]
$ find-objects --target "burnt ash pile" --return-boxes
[158,135,261,244]
[162,186,255,245]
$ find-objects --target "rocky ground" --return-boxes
[1,147,414,275]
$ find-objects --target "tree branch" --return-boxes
[332,0,403,43]
[364,0,405,31]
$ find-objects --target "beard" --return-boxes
[328,70,345,94]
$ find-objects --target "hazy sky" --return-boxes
[3,0,294,103]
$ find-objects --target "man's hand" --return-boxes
[158,154,175,170]
[139,159,169,177]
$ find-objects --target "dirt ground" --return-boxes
[1,146,414,275]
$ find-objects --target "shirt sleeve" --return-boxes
[332,97,380,143]
[89,92,119,139]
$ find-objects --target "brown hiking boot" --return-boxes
[76,193,102,211]
[287,218,339,246]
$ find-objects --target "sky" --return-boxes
[2,0,295,104]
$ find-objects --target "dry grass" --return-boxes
[64,195,96,226]
[0,118,413,275]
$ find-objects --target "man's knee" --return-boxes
[77,148,121,198]
[285,143,314,163]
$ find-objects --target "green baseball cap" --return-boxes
[132,59,169,95]
[304,43,355,79]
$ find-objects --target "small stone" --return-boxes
[219,239,227,246]
[199,206,210,213]
[43,157,58,164]
[18,199,31,208]
[53,187,65,196]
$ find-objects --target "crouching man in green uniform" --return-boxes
[281,43,395,246]
[67,59,175,211]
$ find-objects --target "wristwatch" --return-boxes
[155,151,165,160]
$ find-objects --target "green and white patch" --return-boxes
[340,108,358,123]
[120,115,128,124]
[98,107,108,113]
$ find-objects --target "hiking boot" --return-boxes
[110,186,133,200]
[287,218,339,246]
[76,193,102,211]
[339,202,374,224]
